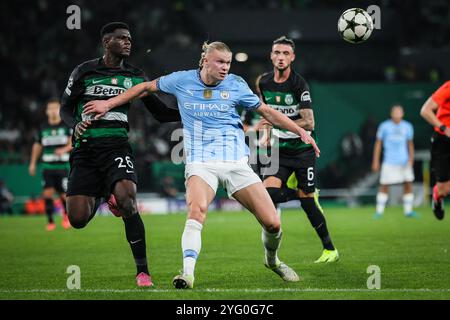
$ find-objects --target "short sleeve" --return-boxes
[376,123,385,140]
[295,77,312,109]
[156,71,183,95]
[431,81,450,107]
[60,65,85,127]
[235,76,261,110]
[62,65,83,99]
[33,129,42,144]
[407,123,414,140]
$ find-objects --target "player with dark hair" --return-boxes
[29,98,72,231]
[60,22,180,287]
[256,36,338,263]
[420,81,450,220]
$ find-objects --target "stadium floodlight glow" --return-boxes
[235,52,248,62]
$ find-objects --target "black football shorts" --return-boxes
[431,132,450,182]
[263,147,316,194]
[42,169,68,193]
[67,140,138,198]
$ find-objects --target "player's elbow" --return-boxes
[305,119,315,131]
[145,80,158,93]
[419,105,428,118]
[143,81,152,92]
[420,98,437,119]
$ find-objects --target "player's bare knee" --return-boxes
[68,213,88,229]
[66,201,89,228]
[264,216,281,233]
[265,224,281,234]
[439,183,450,196]
[115,196,137,217]
[187,202,208,223]
[70,220,87,229]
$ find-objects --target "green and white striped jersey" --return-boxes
[61,58,147,147]
[258,70,317,155]
[34,122,72,170]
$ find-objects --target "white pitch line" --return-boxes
[2,288,450,293]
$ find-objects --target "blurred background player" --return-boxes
[83,41,320,289]
[372,105,417,219]
[60,22,180,287]
[29,98,72,231]
[420,81,450,220]
[0,179,14,215]
[256,36,338,263]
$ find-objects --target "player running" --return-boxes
[29,98,72,231]
[60,22,180,287]
[83,41,320,289]
[420,81,450,220]
[256,36,338,263]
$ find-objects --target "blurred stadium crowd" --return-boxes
[0,0,448,193]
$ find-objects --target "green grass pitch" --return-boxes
[1,206,450,300]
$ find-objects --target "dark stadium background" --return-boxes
[0,0,449,208]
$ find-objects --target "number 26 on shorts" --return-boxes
[115,156,134,172]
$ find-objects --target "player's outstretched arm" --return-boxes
[83,80,159,119]
[256,102,320,157]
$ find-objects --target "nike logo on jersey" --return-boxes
[186,89,194,96]
[130,239,142,244]
[126,170,134,173]
[92,79,104,84]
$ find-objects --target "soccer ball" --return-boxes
[337,8,374,44]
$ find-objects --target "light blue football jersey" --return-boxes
[157,69,261,163]
[376,119,414,165]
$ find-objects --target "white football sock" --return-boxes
[376,192,388,214]
[261,228,282,266]
[181,219,203,277]
[403,193,414,214]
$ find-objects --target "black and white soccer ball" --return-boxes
[337,8,374,44]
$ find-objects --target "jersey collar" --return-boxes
[99,56,125,70]
[197,69,223,88]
